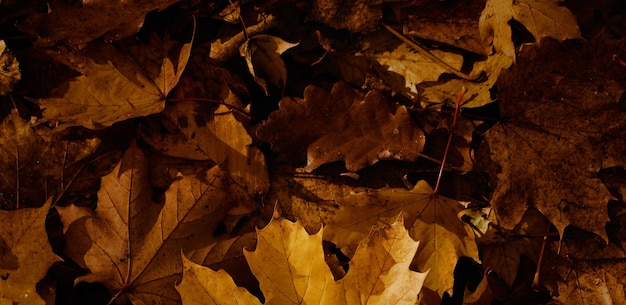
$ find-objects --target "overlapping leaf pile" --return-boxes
[1,0,626,305]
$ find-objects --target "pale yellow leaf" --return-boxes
[0,199,62,305]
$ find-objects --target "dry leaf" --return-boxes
[34,40,190,130]
[479,0,582,60]
[480,39,624,239]
[18,0,181,46]
[308,0,382,33]
[257,82,425,172]
[176,214,427,305]
[240,34,298,94]
[141,101,270,195]
[419,52,513,108]
[57,142,256,304]
[364,43,464,99]
[548,259,626,305]
[0,40,20,95]
[322,181,479,302]
[0,109,99,209]
[0,199,62,305]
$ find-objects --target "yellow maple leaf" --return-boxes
[176,214,427,305]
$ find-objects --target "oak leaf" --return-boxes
[0,199,62,305]
[480,39,624,239]
[176,214,427,305]
[257,82,425,172]
[479,0,582,60]
[57,142,256,304]
[34,37,191,130]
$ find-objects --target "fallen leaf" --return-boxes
[0,40,20,95]
[364,42,464,99]
[240,34,298,94]
[34,39,190,130]
[419,52,513,108]
[0,109,99,209]
[0,199,62,305]
[308,0,382,33]
[141,101,270,195]
[479,0,582,60]
[57,142,257,304]
[18,0,181,46]
[480,39,624,239]
[257,81,425,172]
[176,214,427,305]
[321,181,479,302]
[548,259,626,305]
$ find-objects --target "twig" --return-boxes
[382,23,482,81]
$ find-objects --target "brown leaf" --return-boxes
[141,100,270,195]
[0,109,99,209]
[176,214,427,305]
[480,39,624,239]
[240,34,298,94]
[479,0,582,60]
[18,0,181,46]
[0,199,62,305]
[257,82,425,172]
[57,142,256,304]
[308,0,382,33]
[33,41,173,130]
[324,181,479,301]
[0,40,20,95]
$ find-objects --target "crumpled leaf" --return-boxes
[176,214,427,305]
[324,181,479,302]
[240,34,298,94]
[0,109,99,209]
[141,101,270,195]
[34,37,191,130]
[257,81,425,172]
[0,40,20,95]
[0,199,62,305]
[57,142,256,305]
[480,39,624,239]
[479,0,582,60]
[18,0,181,46]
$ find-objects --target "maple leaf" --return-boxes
[479,0,582,60]
[176,214,427,305]
[240,34,298,95]
[0,199,62,305]
[57,142,257,304]
[18,0,182,46]
[33,36,191,131]
[0,40,20,95]
[0,109,99,209]
[257,81,425,172]
[141,100,270,195]
[480,39,625,239]
[325,181,479,303]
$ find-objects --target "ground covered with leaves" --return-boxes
[1,0,626,304]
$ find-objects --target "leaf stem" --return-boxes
[433,86,467,194]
